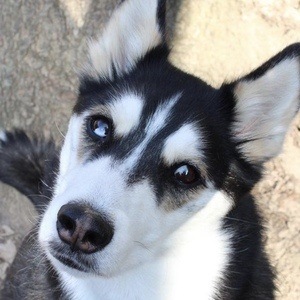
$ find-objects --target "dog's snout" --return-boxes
[56,203,114,254]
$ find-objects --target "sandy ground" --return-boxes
[0,0,299,299]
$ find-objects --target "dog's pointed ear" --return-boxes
[85,0,167,80]
[224,44,300,163]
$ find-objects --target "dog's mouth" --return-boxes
[52,251,88,272]
[49,242,94,273]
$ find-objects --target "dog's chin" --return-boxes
[50,254,93,278]
[45,244,99,278]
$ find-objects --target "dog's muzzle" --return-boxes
[56,202,114,254]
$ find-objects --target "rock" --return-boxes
[0,240,17,264]
[0,262,10,281]
[0,225,14,238]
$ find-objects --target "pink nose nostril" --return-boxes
[56,203,114,254]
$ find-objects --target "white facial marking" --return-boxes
[85,0,162,79]
[122,94,180,171]
[39,157,123,252]
[55,115,85,196]
[162,123,203,165]
[233,57,300,161]
[109,94,143,137]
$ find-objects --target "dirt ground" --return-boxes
[0,0,299,299]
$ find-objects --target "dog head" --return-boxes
[39,0,300,277]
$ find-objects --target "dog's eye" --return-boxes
[88,116,112,141]
[174,164,199,185]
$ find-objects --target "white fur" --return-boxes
[110,94,143,137]
[52,191,233,300]
[145,97,179,137]
[122,94,180,171]
[85,0,162,79]
[162,123,204,165]
[55,115,84,196]
[233,58,300,162]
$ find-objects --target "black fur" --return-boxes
[1,227,64,300]
[0,130,58,214]
[0,130,61,298]
[157,0,167,36]
[221,196,275,300]
[242,43,300,81]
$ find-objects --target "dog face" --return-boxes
[39,0,300,277]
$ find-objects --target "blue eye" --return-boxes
[88,116,112,141]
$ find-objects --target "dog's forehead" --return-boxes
[106,93,205,166]
[74,87,208,167]
[74,62,222,172]
[76,56,217,115]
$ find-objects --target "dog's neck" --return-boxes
[57,192,232,300]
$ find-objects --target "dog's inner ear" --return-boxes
[227,44,300,163]
[85,0,167,80]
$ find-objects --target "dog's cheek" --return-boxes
[38,196,67,248]
[58,116,84,176]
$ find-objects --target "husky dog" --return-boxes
[1,0,299,299]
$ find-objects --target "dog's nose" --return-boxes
[56,203,114,254]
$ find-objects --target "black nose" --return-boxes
[57,203,114,254]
